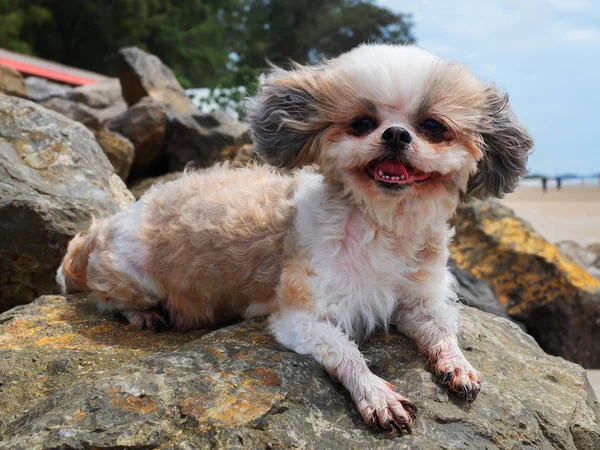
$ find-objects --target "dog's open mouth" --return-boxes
[365,161,433,190]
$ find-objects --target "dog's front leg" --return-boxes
[394,270,482,402]
[270,310,417,433]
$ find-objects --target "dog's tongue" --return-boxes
[376,161,409,178]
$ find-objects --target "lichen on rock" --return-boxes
[452,200,600,368]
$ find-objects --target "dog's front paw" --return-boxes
[434,354,482,402]
[354,375,417,435]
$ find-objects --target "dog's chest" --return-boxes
[305,208,429,327]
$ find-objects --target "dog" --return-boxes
[57,44,533,434]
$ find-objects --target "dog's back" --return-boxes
[58,164,298,330]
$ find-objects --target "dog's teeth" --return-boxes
[400,175,405,180]
[378,170,384,176]
[391,176,399,181]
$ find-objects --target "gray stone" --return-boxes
[24,77,73,102]
[40,96,104,129]
[449,259,511,320]
[0,295,598,449]
[0,96,133,312]
[118,47,194,113]
[165,110,252,171]
[70,78,123,109]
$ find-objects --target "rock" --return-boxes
[118,47,194,113]
[0,297,598,449]
[129,172,182,200]
[92,128,134,180]
[588,243,600,257]
[449,260,510,320]
[39,97,130,175]
[24,77,73,102]
[557,240,600,280]
[70,78,123,109]
[107,97,168,180]
[40,97,103,129]
[165,111,252,171]
[0,96,134,312]
[41,93,127,130]
[220,142,257,167]
[0,294,207,428]
[452,200,600,368]
[0,65,27,97]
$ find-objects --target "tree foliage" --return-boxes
[0,0,414,88]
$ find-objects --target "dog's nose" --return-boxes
[382,126,412,146]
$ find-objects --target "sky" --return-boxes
[379,0,600,176]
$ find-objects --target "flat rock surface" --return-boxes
[0,295,598,449]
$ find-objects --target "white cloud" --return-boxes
[550,0,590,11]
[562,28,600,43]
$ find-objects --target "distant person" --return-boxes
[556,177,562,190]
[541,176,547,192]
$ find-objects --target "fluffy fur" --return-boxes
[57,44,533,434]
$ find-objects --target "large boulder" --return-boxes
[166,111,252,171]
[107,97,169,180]
[118,47,194,114]
[40,97,131,179]
[0,95,134,313]
[0,295,598,449]
[0,65,27,97]
[452,200,600,368]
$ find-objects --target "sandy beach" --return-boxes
[501,185,600,247]
[501,184,600,398]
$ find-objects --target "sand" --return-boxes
[501,185,600,247]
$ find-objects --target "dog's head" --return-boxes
[246,44,533,210]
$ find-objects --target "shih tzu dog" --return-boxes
[57,44,532,434]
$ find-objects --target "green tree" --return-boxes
[236,0,413,71]
[0,0,52,54]
[0,0,414,89]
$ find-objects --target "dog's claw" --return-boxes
[386,418,411,436]
[402,400,418,418]
[441,371,454,384]
[467,384,481,403]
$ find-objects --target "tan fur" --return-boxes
[60,220,101,293]
[139,165,298,330]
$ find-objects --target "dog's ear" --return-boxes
[463,85,534,201]
[245,71,319,169]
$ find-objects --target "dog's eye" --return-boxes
[350,116,378,135]
[420,118,447,136]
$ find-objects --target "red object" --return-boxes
[0,56,97,85]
